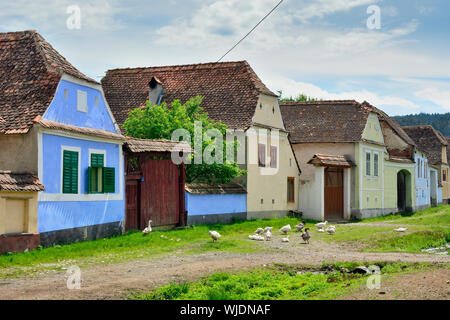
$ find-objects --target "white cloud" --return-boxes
[266,76,420,111]
[415,88,450,111]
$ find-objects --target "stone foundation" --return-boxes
[0,233,40,254]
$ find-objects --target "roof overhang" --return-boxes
[308,154,356,168]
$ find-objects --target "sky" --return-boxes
[1,0,450,116]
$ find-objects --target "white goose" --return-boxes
[264,230,272,241]
[249,235,265,241]
[142,220,153,234]
[326,225,336,235]
[209,231,221,242]
[264,227,273,233]
[280,224,291,235]
[281,236,290,243]
[255,228,264,235]
[316,221,328,230]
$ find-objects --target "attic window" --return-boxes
[64,89,68,99]
[272,107,275,114]
[95,96,99,106]
[260,104,263,109]
[77,90,87,113]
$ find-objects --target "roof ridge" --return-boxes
[106,60,249,74]
[280,100,359,105]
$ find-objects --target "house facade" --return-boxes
[102,61,301,223]
[403,126,449,205]
[281,100,417,221]
[0,31,125,246]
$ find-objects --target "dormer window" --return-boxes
[64,88,68,99]
[148,77,165,105]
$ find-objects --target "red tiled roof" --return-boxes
[307,154,356,168]
[0,30,97,134]
[0,171,45,192]
[101,61,277,130]
[37,118,125,141]
[402,125,448,165]
[125,137,192,153]
[280,100,370,143]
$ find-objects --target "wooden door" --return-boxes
[324,168,344,220]
[397,171,406,211]
[140,159,180,228]
[125,179,140,231]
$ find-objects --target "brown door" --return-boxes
[125,179,140,231]
[324,167,344,220]
[140,159,180,228]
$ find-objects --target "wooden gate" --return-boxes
[140,159,181,228]
[125,179,140,231]
[324,167,344,220]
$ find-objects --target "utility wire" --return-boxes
[217,0,284,62]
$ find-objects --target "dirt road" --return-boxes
[0,238,448,300]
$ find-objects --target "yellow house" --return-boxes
[102,61,301,222]
[281,100,417,221]
[0,171,44,253]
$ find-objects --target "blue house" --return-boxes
[0,31,125,246]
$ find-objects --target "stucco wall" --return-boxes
[384,162,415,211]
[0,191,39,234]
[42,78,118,134]
[0,127,38,173]
[414,151,431,208]
[185,192,246,216]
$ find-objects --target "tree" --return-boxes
[123,96,246,184]
[278,91,318,102]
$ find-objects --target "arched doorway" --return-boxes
[397,170,411,212]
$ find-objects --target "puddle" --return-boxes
[421,244,450,255]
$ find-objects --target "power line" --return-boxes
[217,0,284,62]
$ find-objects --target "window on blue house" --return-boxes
[63,150,79,194]
[88,153,115,194]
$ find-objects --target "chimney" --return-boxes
[148,77,165,105]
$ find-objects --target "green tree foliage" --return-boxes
[277,91,318,102]
[392,113,450,137]
[123,96,246,184]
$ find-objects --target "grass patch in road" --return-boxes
[358,205,450,226]
[129,262,447,300]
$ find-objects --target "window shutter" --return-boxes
[63,150,78,194]
[87,167,93,194]
[103,167,115,193]
[91,153,104,168]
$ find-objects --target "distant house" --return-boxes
[102,61,301,222]
[0,171,44,253]
[281,100,419,221]
[402,126,449,205]
[0,31,125,246]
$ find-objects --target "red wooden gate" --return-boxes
[125,179,140,231]
[324,167,344,220]
[140,159,181,228]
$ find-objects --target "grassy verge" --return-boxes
[129,262,448,300]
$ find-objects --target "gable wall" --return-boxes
[0,127,38,173]
[362,113,384,144]
[43,76,118,134]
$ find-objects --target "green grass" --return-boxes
[129,262,447,300]
[0,217,306,278]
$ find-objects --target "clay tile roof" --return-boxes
[185,183,247,194]
[101,61,277,130]
[280,100,370,143]
[0,30,97,135]
[361,101,416,147]
[125,137,192,153]
[307,154,356,168]
[0,171,45,192]
[402,125,448,165]
[37,118,125,141]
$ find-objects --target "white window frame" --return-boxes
[365,151,371,176]
[373,152,379,177]
[60,146,81,195]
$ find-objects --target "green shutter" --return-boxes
[103,167,115,193]
[87,167,93,194]
[63,150,78,194]
[91,154,104,168]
